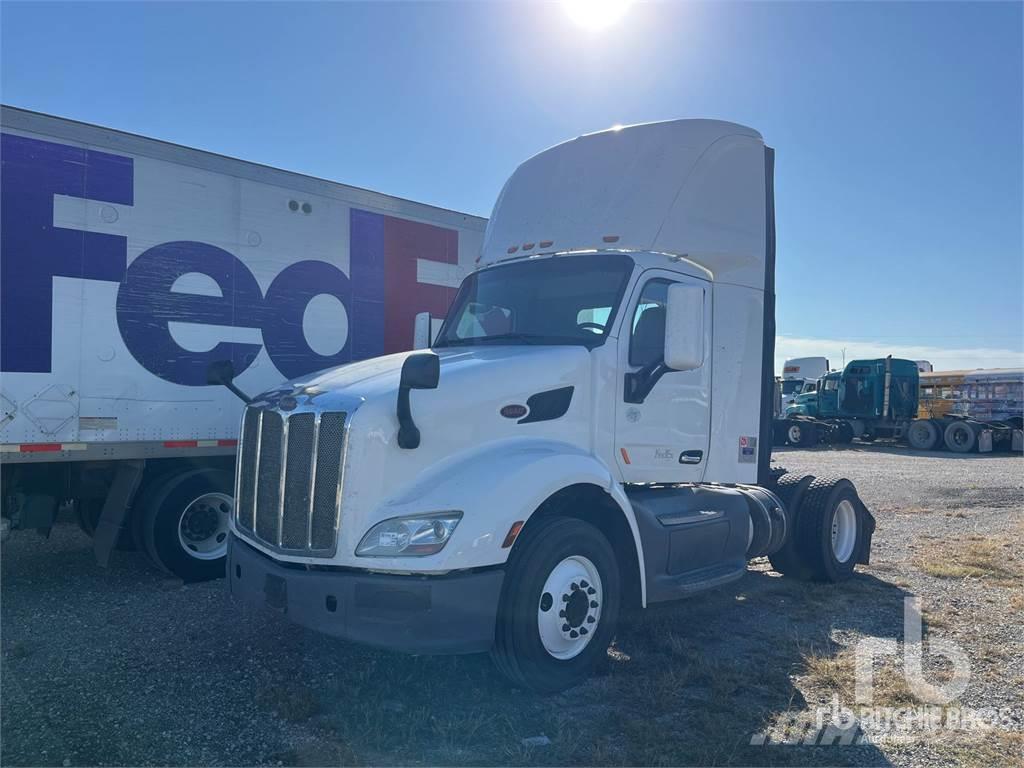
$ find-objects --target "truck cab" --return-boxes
[223,120,874,691]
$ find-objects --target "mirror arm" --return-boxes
[221,381,253,405]
[396,386,421,449]
[624,360,670,404]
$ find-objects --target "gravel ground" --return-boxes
[2,445,1022,767]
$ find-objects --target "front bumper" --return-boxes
[227,534,504,654]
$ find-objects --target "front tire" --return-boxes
[140,468,234,582]
[492,516,620,693]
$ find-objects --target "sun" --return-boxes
[562,0,634,32]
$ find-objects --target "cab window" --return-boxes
[629,280,671,367]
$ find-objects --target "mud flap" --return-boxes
[93,459,145,567]
[855,499,876,566]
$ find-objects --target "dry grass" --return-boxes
[915,532,1022,586]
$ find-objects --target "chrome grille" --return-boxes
[234,406,347,556]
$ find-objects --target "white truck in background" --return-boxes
[0,106,486,580]
[219,120,876,692]
[779,356,830,410]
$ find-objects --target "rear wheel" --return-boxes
[775,476,865,582]
[139,468,234,582]
[768,473,815,578]
[906,419,940,451]
[944,421,977,453]
[492,516,620,693]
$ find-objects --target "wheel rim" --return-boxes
[831,499,857,563]
[537,555,603,660]
[788,425,802,443]
[177,492,233,560]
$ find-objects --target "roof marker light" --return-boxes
[602,235,620,243]
[522,242,535,250]
[539,240,554,248]
[507,245,519,254]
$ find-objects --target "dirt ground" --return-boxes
[2,445,1022,767]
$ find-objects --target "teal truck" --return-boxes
[777,358,1020,452]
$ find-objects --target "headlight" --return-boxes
[355,511,463,557]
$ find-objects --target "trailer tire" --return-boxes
[792,476,864,582]
[907,419,940,451]
[768,473,816,578]
[491,516,620,693]
[943,421,977,453]
[140,468,234,582]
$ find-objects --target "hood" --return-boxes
[253,345,592,412]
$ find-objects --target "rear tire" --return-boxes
[792,476,864,582]
[768,473,815,578]
[491,516,620,693]
[140,468,234,582]
[944,421,977,453]
[907,419,940,451]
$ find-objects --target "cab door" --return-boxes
[614,271,711,483]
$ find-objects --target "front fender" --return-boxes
[356,437,647,601]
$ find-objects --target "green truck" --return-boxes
[777,357,1021,452]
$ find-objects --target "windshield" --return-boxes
[781,380,804,396]
[434,253,634,348]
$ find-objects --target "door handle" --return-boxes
[679,450,703,464]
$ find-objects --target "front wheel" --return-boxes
[491,516,620,693]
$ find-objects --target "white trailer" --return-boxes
[0,106,486,580]
[221,119,876,691]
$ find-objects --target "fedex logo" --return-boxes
[0,133,460,385]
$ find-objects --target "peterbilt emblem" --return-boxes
[501,404,528,419]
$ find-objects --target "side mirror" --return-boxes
[664,283,705,371]
[413,311,432,350]
[397,352,440,449]
[205,359,252,404]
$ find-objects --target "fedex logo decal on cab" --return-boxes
[0,133,461,385]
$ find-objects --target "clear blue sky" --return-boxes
[2,1,1021,370]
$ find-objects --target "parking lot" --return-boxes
[2,445,1022,767]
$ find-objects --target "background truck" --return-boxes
[220,119,876,692]
[779,358,1023,452]
[778,356,829,410]
[0,106,487,580]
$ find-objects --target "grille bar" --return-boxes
[235,406,346,556]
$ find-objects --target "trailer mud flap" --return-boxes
[93,459,144,567]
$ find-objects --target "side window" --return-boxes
[629,280,671,367]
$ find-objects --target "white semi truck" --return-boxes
[220,120,876,692]
[0,106,486,580]
[779,356,830,410]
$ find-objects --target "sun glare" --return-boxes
[562,0,633,32]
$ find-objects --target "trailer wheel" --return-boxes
[789,476,865,582]
[140,468,233,582]
[943,421,977,453]
[768,473,815,578]
[787,422,817,447]
[491,516,620,693]
[907,419,940,451]
[75,499,136,551]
